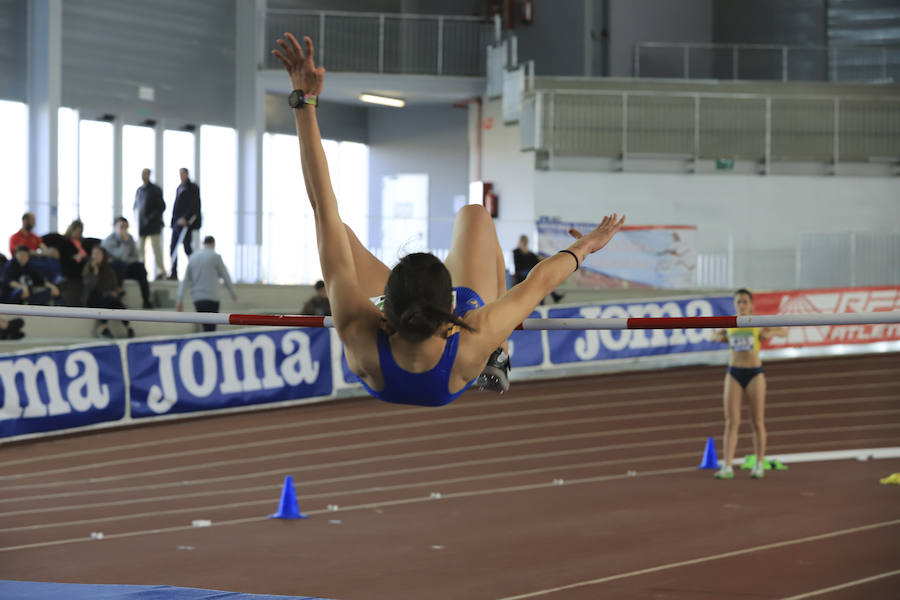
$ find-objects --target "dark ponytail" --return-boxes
[384,253,475,343]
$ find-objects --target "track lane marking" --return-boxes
[494,520,900,600]
[3,408,898,490]
[778,569,900,600]
[3,435,897,519]
[0,466,698,552]
[3,422,897,503]
[2,367,893,467]
[3,392,896,480]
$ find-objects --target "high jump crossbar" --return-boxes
[2,304,900,330]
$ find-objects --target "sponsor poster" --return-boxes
[547,296,734,364]
[0,344,126,438]
[128,328,332,418]
[756,286,900,348]
[537,218,697,289]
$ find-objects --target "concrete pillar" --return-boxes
[112,117,123,221]
[26,0,62,232]
[234,0,267,282]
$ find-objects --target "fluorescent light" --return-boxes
[359,94,405,108]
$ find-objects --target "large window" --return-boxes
[122,125,155,220]
[0,100,28,249]
[57,107,80,231]
[262,134,369,285]
[199,125,237,274]
[78,120,114,239]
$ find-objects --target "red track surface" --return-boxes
[1,353,898,599]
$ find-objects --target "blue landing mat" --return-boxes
[0,581,336,600]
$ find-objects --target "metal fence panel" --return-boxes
[771,98,835,161]
[441,20,492,76]
[550,93,623,157]
[626,95,694,156]
[838,98,900,161]
[382,17,438,74]
[698,97,766,160]
[265,13,321,69]
[321,15,380,72]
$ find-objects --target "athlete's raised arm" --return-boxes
[273,33,375,332]
[474,214,626,350]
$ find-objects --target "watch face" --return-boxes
[288,90,303,108]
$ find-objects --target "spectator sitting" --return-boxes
[176,236,237,332]
[9,212,62,284]
[301,280,331,316]
[0,317,25,340]
[83,246,133,338]
[101,216,154,309]
[1,245,60,305]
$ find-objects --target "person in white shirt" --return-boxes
[176,236,237,332]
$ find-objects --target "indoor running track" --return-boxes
[1,353,898,600]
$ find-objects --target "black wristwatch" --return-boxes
[288,89,318,109]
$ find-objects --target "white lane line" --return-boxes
[0,466,697,552]
[2,366,891,467]
[778,569,900,600]
[769,448,900,463]
[4,390,895,481]
[3,435,896,521]
[4,407,899,491]
[494,520,900,600]
[0,451,710,533]
[3,422,897,504]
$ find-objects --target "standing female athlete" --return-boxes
[712,289,786,479]
[273,33,625,405]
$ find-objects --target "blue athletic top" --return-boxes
[359,286,485,407]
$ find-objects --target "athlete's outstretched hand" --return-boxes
[568,213,626,255]
[273,33,325,96]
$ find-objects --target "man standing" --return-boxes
[134,168,166,280]
[169,167,202,280]
[176,236,237,332]
[102,217,154,309]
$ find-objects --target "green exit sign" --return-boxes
[716,158,735,171]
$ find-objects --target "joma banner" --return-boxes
[0,344,126,438]
[128,328,332,418]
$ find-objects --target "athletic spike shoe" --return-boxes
[714,466,734,480]
[475,347,510,394]
[750,462,765,479]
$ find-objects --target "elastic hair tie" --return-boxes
[558,249,579,272]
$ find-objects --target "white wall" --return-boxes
[476,98,537,270]
[368,104,470,252]
[533,170,900,289]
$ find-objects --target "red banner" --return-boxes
[755,286,900,348]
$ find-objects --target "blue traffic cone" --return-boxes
[269,475,308,519]
[697,437,719,469]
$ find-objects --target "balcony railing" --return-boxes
[634,42,899,83]
[265,9,494,76]
[522,89,900,168]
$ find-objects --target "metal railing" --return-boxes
[522,89,900,167]
[265,9,493,76]
[634,42,899,83]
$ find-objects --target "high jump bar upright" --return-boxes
[2,304,899,330]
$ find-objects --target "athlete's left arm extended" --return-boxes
[273,33,374,333]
